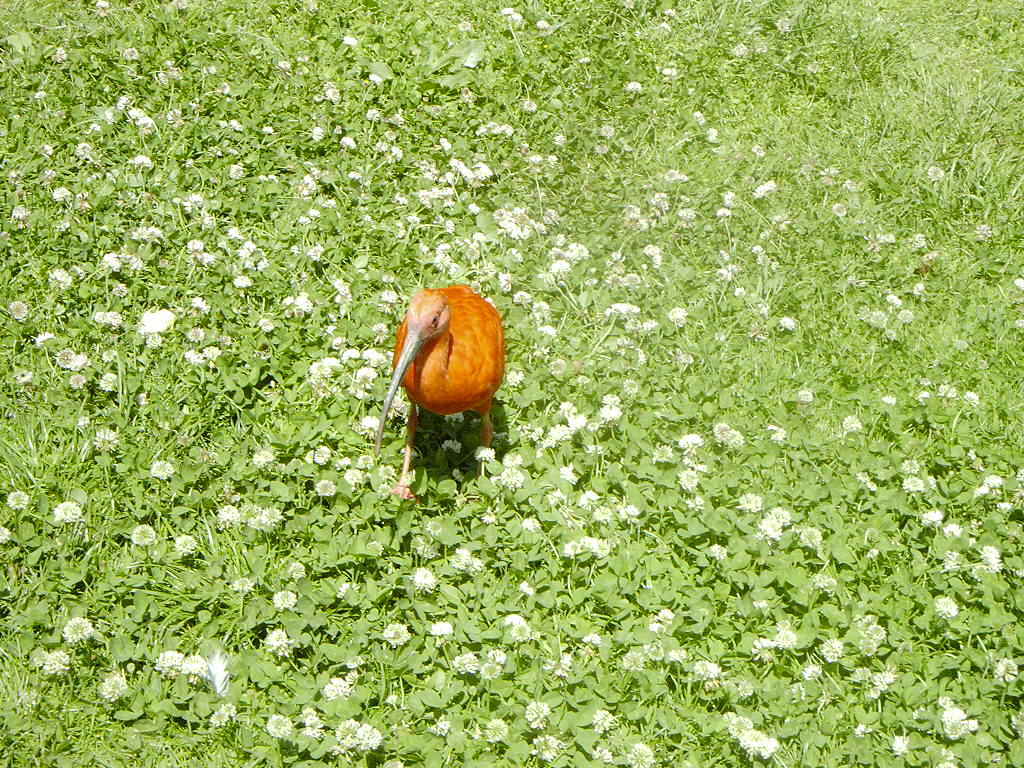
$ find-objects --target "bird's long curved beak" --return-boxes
[374,325,427,455]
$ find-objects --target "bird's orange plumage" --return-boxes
[376,284,504,499]
[392,285,504,416]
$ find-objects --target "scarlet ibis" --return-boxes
[374,285,505,499]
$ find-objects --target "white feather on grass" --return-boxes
[203,648,231,697]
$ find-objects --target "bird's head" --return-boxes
[374,290,450,455]
[404,289,451,340]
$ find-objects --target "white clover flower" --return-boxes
[130,524,157,546]
[940,706,978,740]
[98,669,130,701]
[180,654,208,678]
[773,622,798,649]
[411,567,438,593]
[820,638,845,663]
[499,7,523,23]
[217,504,241,528]
[725,713,779,759]
[757,507,791,543]
[621,649,647,671]
[53,501,84,524]
[484,718,509,743]
[300,707,325,739]
[994,658,1018,683]
[450,548,484,574]
[7,490,30,510]
[343,468,365,487]
[842,415,863,435]
[428,717,451,737]
[382,623,411,647]
[854,616,887,655]
[693,660,721,680]
[48,268,73,290]
[430,621,454,638]
[9,301,29,321]
[252,447,275,467]
[751,637,776,663]
[55,348,89,370]
[903,476,926,493]
[934,596,959,619]
[977,545,1002,574]
[737,493,763,514]
[34,649,72,676]
[667,307,688,327]
[532,734,564,762]
[712,423,745,448]
[273,590,297,611]
[323,672,357,700]
[592,708,617,734]
[707,544,728,561]
[63,617,98,644]
[210,702,237,727]
[266,714,293,739]
[264,628,293,657]
[150,460,175,480]
[802,664,822,681]
[245,505,284,531]
[333,720,384,754]
[155,650,185,678]
[678,469,700,492]
[504,614,532,642]
[452,652,479,675]
[605,302,641,317]
[138,308,176,336]
[524,700,551,730]
[626,742,656,768]
[314,479,336,497]
[891,734,910,755]
[943,522,964,538]
[481,650,508,680]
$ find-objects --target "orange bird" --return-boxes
[374,285,505,499]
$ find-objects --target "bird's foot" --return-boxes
[390,483,418,501]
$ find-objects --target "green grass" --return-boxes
[2,0,1023,766]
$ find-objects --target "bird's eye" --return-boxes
[431,316,439,328]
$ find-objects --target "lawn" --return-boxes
[1,0,1023,766]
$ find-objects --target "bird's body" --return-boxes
[393,285,504,416]
[375,285,505,500]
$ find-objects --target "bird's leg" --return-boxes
[391,403,418,500]
[480,410,494,448]
[477,409,494,477]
